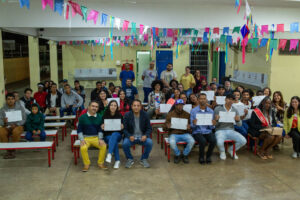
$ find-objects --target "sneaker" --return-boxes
[182,155,189,164]
[174,155,181,164]
[82,165,89,172]
[220,152,226,160]
[292,152,298,159]
[125,159,134,168]
[114,161,120,169]
[105,153,112,163]
[140,159,150,168]
[229,150,238,160]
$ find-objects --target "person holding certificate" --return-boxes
[233,90,249,138]
[214,94,247,160]
[164,99,195,164]
[147,80,166,119]
[0,93,27,159]
[101,100,123,169]
[190,93,216,164]
[122,100,153,168]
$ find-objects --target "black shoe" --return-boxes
[206,157,212,164]
[174,155,181,164]
[199,157,205,165]
[182,155,189,164]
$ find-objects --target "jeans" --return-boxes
[289,128,300,153]
[184,88,193,98]
[60,106,78,117]
[143,87,152,103]
[234,120,249,138]
[215,129,247,153]
[169,134,195,156]
[193,133,216,159]
[25,131,46,141]
[104,132,122,161]
[122,137,153,160]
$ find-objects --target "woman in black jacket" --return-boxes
[101,100,123,169]
[248,97,282,160]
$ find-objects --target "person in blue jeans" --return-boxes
[122,99,153,168]
[119,63,135,88]
[25,103,46,141]
[163,99,195,164]
[101,100,123,169]
[60,84,83,117]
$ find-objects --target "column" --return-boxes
[49,41,58,84]
[28,36,40,92]
[0,29,5,106]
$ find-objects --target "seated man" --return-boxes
[77,101,107,172]
[0,93,27,159]
[33,83,47,112]
[190,93,216,164]
[164,99,195,164]
[214,94,247,160]
[123,79,138,102]
[122,99,153,168]
[60,84,83,117]
[45,83,62,115]
[20,88,36,115]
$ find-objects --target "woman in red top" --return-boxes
[118,90,130,116]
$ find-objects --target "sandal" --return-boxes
[266,154,273,159]
[257,152,267,160]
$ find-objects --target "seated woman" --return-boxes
[180,93,188,105]
[165,80,179,101]
[189,93,199,108]
[199,79,211,92]
[101,100,123,169]
[272,91,286,123]
[97,89,109,117]
[166,88,181,105]
[147,80,166,119]
[284,96,300,158]
[248,97,282,160]
[119,90,131,116]
[112,86,121,98]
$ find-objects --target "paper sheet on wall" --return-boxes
[196,114,213,126]
[201,91,215,101]
[5,111,22,123]
[216,96,226,105]
[104,119,121,131]
[160,104,172,113]
[183,104,192,113]
[107,98,120,106]
[233,104,245,116]
[252,96,266,106]
[171,118,188,130]
[219,111,235,123]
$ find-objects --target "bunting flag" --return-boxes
[64,2,69,20]
[143,26,149,34]
[278,39,287,50]
[101,13,108,26]
[204,27,210,33]
[290,39,299,51]
[122,20,129,32]
[131,22,136,35]
[261,25,269,35]
[220,35,226,44]
[213,27,220,35]
[167,29,173,37]
[260,38,269,47]
[87,10,99,24]
[80,6,88,22]
[19,0,30,9]
[114,18,121,30]
[139,24,144,35]
[232,26,240,34]
[227,36,233,45]
[155,27,159,37]
[242,38,248,64]
[42,0,54,10]
[163,28,167,37]
[270,39,278,51]
[245,0,251,17]
[223,27,229,35]
[235,0,242,14]
[54,0,64,15]
[276,24,284,33]
[290,22,299,33]
[241,24,250,38]
[68,1,82,17]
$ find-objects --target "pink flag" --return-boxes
[144,34,148,41]
[205,27,210,33]
[167,29,173,37]
[276,24,284,33]
[66,4,69,20]
[41,0,53,10]
[68,1,82,17]
[261,25,269,35]
[87,10,99,24]
[122,20,129,32]
[155,27,159,36]
[278,39,287,50]
[242,38,248,64]
[140,24,144,35]
[213,27,219,35]
[290,39,299,51]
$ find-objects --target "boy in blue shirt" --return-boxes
[123,79,138,101]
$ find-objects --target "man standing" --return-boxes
[160,63,177,88]
[90,81,103,101]
[60,84,83,117]
[33,83,48,112]
[77,101,107,172]
[0,93,27,159]
[190,93,216,164]
[214,94,247,160]
[119,63,135,88]
[142,61,158,103]
[45,83,62,115]
[122,99,153,168]
[164,99,195,164]
[123,79,138,102]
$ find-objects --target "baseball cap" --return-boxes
[175,99,185,105]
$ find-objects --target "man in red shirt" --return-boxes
[34,83,47,112]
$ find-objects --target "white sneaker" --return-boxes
[229,150,239,160]
[220,152,226,160]
[114,161,120,169]
[292,152,298,159]
[105,153,112,163]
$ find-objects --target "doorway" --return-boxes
[136,51,151,86]
[156,50,173,80]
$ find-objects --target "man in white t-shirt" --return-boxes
[160,63,177,88]
[142,61,158,103]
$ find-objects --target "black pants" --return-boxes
[193,133,216,159]
[289,128,300,153]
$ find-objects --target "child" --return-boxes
[25,103,46,141]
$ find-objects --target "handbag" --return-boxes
[260,127,283,136]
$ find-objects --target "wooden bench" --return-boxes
[0,141,55,167]
[45,115,76,121]
[45,122,67,141]
[247,133,259,155]
[21,130,59,151]
[150,119,166,125]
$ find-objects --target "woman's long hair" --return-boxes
[103,100,121,118]
[97,89,108,111]
[118,89,130,109]
[287,96,300,118]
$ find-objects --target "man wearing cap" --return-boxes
[33,83,48,112]
[119,63,135,88]
[214,94,247,160]
[142,61,158,103]
[163,99,195,164]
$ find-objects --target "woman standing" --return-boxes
[180,66,196,97]
[193,70,206,93]
[119,90,130,116]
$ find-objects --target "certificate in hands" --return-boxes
[252,96,266,106]
[219,111,236,123]
[196,114,213,126]
[104,119,121,131]
[183,104,192,113]
[216,96,226,105]
[160,104,172,113]
[202,91,215,101]
[233,104,245,116]
[5,111,22,123]
[171,118,188,130]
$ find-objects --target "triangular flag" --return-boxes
[155,27,159,36]
[232,26,240,34]
[226,36,233,45]
[167,29,173,37]
[122,20,129,32]
[260,38,268,47]
[42,0,54,10]
[115,18,121,30]
[276,24,284,33]
[163,28,167,37]
[204,27,210,33]
[139,24,144,35]
[131,22,137,35]
[290,22,299,33]
[223,27,229,35]
[278,39,287,50]
[143,26,149,34]
[19,0,30,9]
[219,35,226,44]
[80,6,88,22]
[261,25,269,35]
[54,0,64,16]
[101,13,108,26]
[269,39,278,51]
[213,27,220,35]
[290,39,299,51]
[87,10,99,24]
[68,1,82,17]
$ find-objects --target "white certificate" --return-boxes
[183,104,192,113]
[104,119,121,131]
[233,104,245,116]
[196,114,213,126]
[107,98,120,106]
[202,91,215,101]
[171,118,188,130]
[5,111,22,122]
[216,96,226,105]
[160,104,172,113]
[219,111,236,123]
[252,96,266,106]
[245,109,253,120]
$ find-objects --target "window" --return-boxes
[189,44,209,79]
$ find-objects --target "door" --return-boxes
[156,50,173,80]
[219,51,226,84]
[136,51,151,86]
